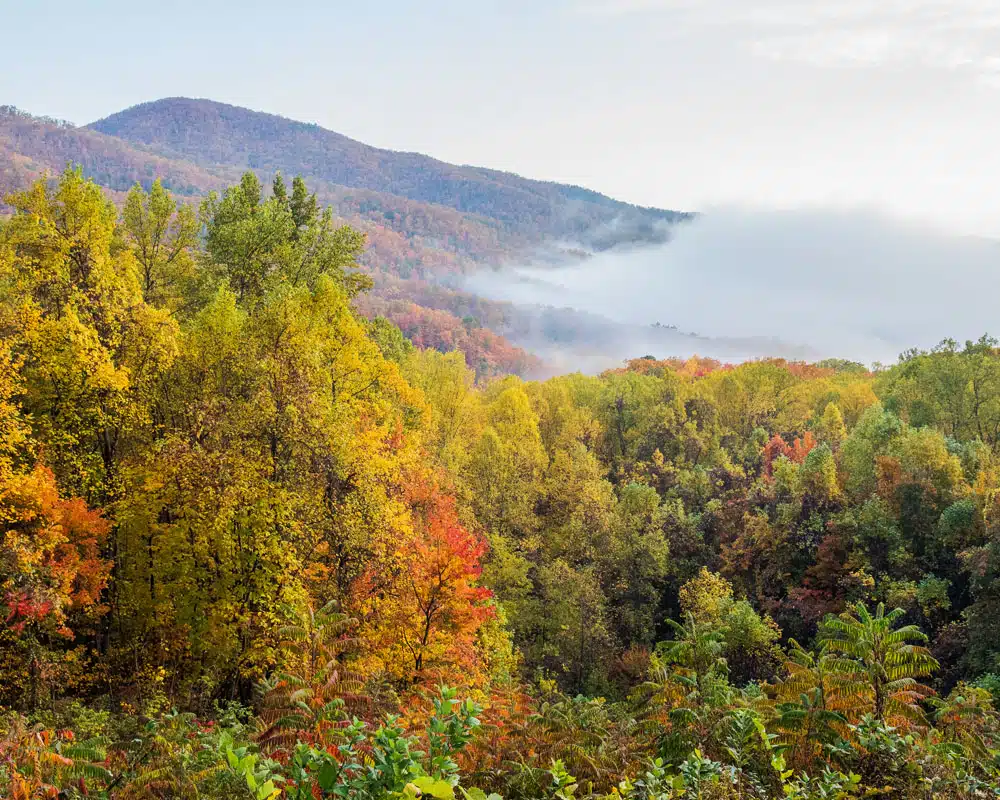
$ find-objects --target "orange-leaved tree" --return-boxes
[358,471,493,686]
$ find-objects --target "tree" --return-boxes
[1,465,110,639]
[800,443,840,503]
[466,385,547,540]
[357,472,494,685]
[820,602,938,726]
[403,349,483,475]
[290,175,319,234]
[272,172,289,206]
[1,167,176,503]
[879,336,1000,447]
[678,568,781,684]
[772,640,848,771]
[815,402,847,447]
[202,171,368,305]
[839,404,903,501]
[599,482,670,647]
[120,179,198,305]
[0,343,110,707]
[530,560,615,695]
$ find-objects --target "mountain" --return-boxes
[3,99,713,376]
[0,105,238,201]
[89,97,687,247]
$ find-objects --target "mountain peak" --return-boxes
[89,97,686,240]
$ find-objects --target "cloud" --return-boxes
[581,0,1000,81]
[468,207,1000,367]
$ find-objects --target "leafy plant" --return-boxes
[820,603,938,726]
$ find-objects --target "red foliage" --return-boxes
[355,470,494,685]
[402,474,494,678]
[787,532,850,624]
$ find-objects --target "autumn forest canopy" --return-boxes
[7,168,1000,798]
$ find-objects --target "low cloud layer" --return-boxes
[469,207,1000,367]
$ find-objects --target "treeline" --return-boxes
[4,169,1000,798]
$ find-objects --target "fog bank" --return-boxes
[469,208,1000,367]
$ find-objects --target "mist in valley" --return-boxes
[468,207,1000,371]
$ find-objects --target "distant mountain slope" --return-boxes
[0,105,236,200]
[89,97,688,245]
[0,105,513,270]
[0,104,545,377]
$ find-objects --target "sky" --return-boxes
[4,0,1000,235]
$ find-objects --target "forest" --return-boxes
[4,168,1000,798]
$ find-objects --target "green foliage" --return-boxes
[820,603,939,724]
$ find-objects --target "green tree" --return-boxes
[202,171,368,305]
[121,178,198,305]
[272,172,289,206]
[800,443,840,503]
[599,483,670,647]
[290,175,319,234]
[815,402,847,447]
[466,385,547,540]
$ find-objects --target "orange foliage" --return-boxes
[760,359,836,380]
[357,471,493,685]
[0,465,110,636]
[876,455,904,506]
[356,297,541,379]
[788,431,818,463]
[614,355,732,379]
[762,435,791,479]
[763,431,817,478]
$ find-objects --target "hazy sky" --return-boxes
[5,0,1000,234]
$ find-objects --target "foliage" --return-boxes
[819,602,938,726]
[8,167,1000,798]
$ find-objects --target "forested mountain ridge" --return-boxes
[0,104,237,200]
[88,97,688,242]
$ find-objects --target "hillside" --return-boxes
[89,97,688,245]
[0,104,236,200]
[2,100,706,376]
